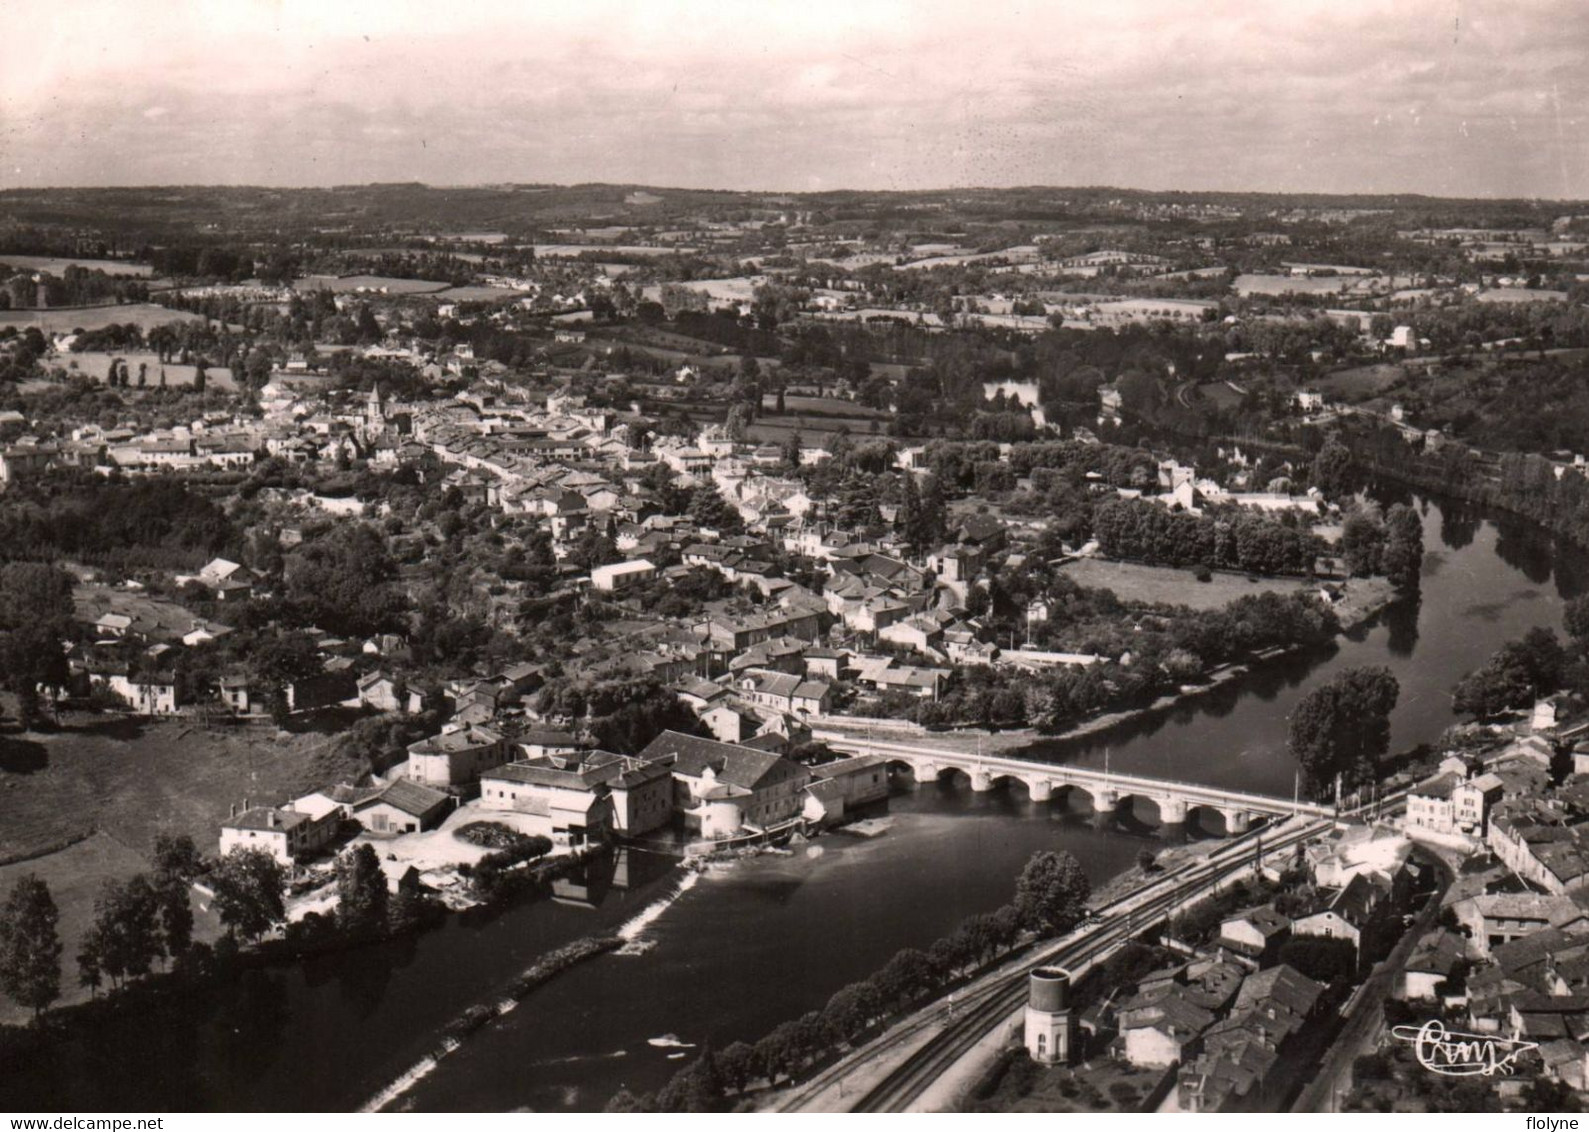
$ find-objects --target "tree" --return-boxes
[605,1088,653,1113]
[90,875,165,985]
[1014,850,1092,936]
[1339,505,1385,577]
[871,947,937,1009]
[283,523,404,638]
[755,1020,802,1084]
[76,930,104,998]
[153,833,203,881]
[0,874,61,1021]
[1453,628,1565,719]
[210,848,286,942]
[656,1042,727,1113]
[686,484,741,533]
[0,562,75,632]
[1567,594,1589,645]
[336,843,390,936]
[715,1040,758,1094]
[156,875,194,960]
[725,403,754,441]
[1277,937,1357,990]
[823,981,882,1042]
[1381,503,1424,589]
[1289,666,1400,794]
[1309,438,1351,500]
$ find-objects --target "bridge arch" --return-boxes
[884,758,926,786]
[1049,782,1099,814]
[1182,803,1227,834]
[931,765,973,789]
[980,772,1048,798]
[1111,792,1166,828]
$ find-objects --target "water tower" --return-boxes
[1024,966,1077,1065]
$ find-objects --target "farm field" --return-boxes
[534,244,695,258]
[1316,362,1406,400]
[1196,381,1248,410]
[0,254,154,277]
[0,303,203,334]
[1234,272,1386,297]
[895,244,1039,270]
[0,833,221,1024]
[434,284,529,301]
[55,350,237,390]
[74,583,233,639]
[293,274,450,294]
[600,324,739,359]
[0,711,357,1020]
[744,415,910,446]
[638,276,760,304]
[437,231,511,244]
[809,308,949,328]
[0,712,358,864]
[761,392,888,419]
[1058,557,1312,610]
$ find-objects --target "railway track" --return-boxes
[846,817,1331,1112]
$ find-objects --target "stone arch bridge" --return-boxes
[820,736,1330,834]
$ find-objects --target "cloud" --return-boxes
[1,0,1587,195]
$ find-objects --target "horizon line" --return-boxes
[0,180,1584,207]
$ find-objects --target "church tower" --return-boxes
[364,383,385,438]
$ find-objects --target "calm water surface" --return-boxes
[5,491,1581,1112]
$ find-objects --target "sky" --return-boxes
[2,0,1588,198]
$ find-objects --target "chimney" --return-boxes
[267,811,277,828]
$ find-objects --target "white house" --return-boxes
[589,559,657,593]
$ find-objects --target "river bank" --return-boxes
[2,490,1571,1112]
[820,574,1398,763]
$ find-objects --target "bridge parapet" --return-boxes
[819,735,1324,824]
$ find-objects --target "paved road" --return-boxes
[1292,843,1450,1113]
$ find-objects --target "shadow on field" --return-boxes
[0,734,47,774]
[58,714,148,741]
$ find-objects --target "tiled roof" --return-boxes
[639,730,807,791]
[365,778,450,817]
[225,806,311,833]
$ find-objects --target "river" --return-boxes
[2,490,1581,1112]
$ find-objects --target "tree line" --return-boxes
[607,849,1092,1112]
[1092,497,1326,577]
[0,839,427,1026]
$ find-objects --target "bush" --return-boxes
[455,821,532,849]
[479,835,555,869]
[1193,564,1213,583]
[1108,1081,1141,1109]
